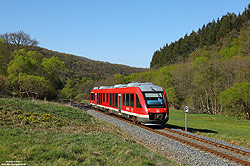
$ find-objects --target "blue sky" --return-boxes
[1,0,249,68]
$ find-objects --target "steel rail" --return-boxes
[69,101,250,166]
[163,127,250,157]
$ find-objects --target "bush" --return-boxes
[0,74,9,95]
[219,82,250,119]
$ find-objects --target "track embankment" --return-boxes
[67,101,250,166]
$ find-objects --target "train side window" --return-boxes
[97,93,99,104]
[126,93,129,106]
[136,95,142,108]
[114,93,118,108]
[106,93,108,103]
[100,93,102,104]
[99,93,100,104]
[130,93,134,107]
[103,93,105,102]
[122,94,125,106]
[112,93,114,107]
[109,93,112,106]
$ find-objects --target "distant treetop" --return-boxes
[150,3,250,68]
[0,30,39,48]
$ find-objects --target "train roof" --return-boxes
[92,82,163,92]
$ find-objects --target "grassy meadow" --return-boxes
[168,109,250,148]
[0,98,175,166]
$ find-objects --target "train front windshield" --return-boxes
[143,92,166,108]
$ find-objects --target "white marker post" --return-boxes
[184,106,189,132]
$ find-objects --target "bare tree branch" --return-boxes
[0,30,39,47]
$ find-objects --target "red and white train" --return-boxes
[90,82,169,125]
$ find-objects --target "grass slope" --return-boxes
[0,98,175,166]
[168,109,250,148]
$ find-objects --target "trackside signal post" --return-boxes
[184,106,189,132]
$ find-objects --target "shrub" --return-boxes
[219,82,250,119]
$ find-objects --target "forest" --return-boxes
[1,4,250,120]
[151,4,250,68]
[113,4,250,120]
[0,31,145,101]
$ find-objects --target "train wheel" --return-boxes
[131,116,140,125]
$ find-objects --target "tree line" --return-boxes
[150,4,250,68]
[0,31,146,100]
[111,19,250,120]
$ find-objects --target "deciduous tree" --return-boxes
[41,56,65,88]
[0,30,39,48]
[220,82,250,119]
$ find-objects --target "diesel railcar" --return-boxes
[90,82,169,125]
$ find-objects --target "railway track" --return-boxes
[67,101,250,166]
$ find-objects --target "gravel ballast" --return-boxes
[86,108,241,166]
[170,128,250,154]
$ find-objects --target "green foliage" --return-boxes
[7,74,56,99]
[8,53,33,75]
[165,87,178,107]
[150,4,250,68]
[153,66,179,108]
[238,25,250,55]
[146,5,250,119]
[5,49,66,99]
[111,66,180,109]
[120,20,250,119]
[191,57,208,69]
[219,82,250,119]
[0,40,8,75]
[18,74,56,99]
[75,77,95,101]
[7,49,43,76]
[114,74,129,84]
[0,31,146,101]
[41,56,65,87]
[219,38,241,60]
[0,74,8,95]
[59,79,76,100]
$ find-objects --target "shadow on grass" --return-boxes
[164,124,218,134]
[148,124,218,134]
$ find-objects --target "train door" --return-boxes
[118,94,121,114]
[95,93,97,108]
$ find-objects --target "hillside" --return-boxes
[31,47,146,81]
[0,97,175,165]
[150,4,250,68]
[109,4,250,120]
[0,39,146,100]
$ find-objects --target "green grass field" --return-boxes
[0,98,175,166]
[168,109,250,148]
